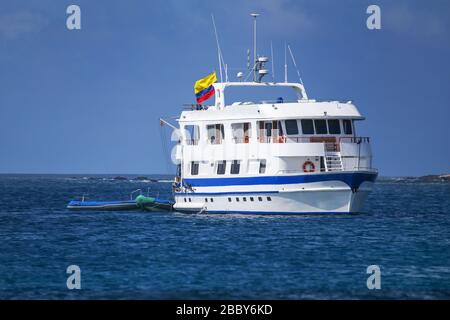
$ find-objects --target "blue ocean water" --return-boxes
[0,174,449,299]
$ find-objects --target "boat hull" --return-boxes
[173,171,377,215]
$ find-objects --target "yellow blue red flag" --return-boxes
[194,72,216,103]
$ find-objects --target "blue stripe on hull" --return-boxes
[175,191,278,196]
[175,210,358,215]
[183,172,377,190]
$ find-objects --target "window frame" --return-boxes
[300,119,314,135]
[343,119,353,135]
[216,160,227,175]
[259,159,267,174]
[190,161,199,175]
[206,123,225,144]
[314,119,328,135]
[284,119,299,135]
[231,122,252,143]
[230,160,241,175]
[327,119,341,135]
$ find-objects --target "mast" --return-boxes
[284,42,288,83]
[251,13,259,82]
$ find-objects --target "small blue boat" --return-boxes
[67,199,138,211]
[67,189,174,211]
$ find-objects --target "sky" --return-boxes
[0,0,449,176]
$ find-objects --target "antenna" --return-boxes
[287,44,305,86]
[225,63,229,82]
[284,42,288,83]
[251,13,260,82]
[270,41,275,82]
[211,14,224,82]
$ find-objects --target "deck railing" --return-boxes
[184,136,371,145]
[339,137,370,143]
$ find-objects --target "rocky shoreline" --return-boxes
[416,174,450,182]
[386,174,450,183]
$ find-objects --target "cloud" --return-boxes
[0,11,47,40]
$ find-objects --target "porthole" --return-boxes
[236,197,240,202]
[250,197,254,201]
[189,198,192,202]
[184,198,187,202]
[210,198,214,202]
[243,197,247,202]
[258,197,263,201]
[267,196,272,201]
[205,198,208,202]
[228,197,232,202]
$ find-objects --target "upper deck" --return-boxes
[178,81,363,124]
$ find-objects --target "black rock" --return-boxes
[133,176,149,181]
[418,174,450,182]
[113,176,128,180]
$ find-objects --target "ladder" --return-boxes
[324,143,343,172]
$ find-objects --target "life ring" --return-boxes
[303,161,315,173]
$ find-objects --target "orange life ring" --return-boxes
[303,161,315,173]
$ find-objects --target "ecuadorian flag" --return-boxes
[194,72,216,103]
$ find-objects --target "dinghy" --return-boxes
[135,195,174,212]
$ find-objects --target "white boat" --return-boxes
[168,15,377,214]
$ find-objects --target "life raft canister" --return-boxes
[302,160,315,173]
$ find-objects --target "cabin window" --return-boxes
[327,119,341,134]
[285,120,299,135]
[228,197,232,202]
[258,121,282,142]
[267,196,272,201]
[250,197,254,201]
[230,160,241,174]
[190,161,199,175]
[259,160,267,174]
[343,119,353,135]
[184,125,200,145]
[207,124,224,144]
[231,122,251,143]
[258,196,263,201]
[216,160,226,175]
[301,119,314,134]
[314,120,328,134]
